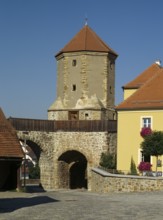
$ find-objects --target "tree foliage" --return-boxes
[129,157,137,175]
[141,131,163,172]
[29,163,40,179]
[99,152,116,169]
[141,131,163,157]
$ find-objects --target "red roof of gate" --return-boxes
[0,108,23,158]
[56,25,118,57]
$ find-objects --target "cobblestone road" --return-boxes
[0,187,163,220]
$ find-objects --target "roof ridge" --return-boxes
[0,108,23,158]
[123,63,162,89]
[84,25,88,50]
[86,25,118,55]
[0,107,16,133]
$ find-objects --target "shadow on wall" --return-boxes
[70,161,87,189]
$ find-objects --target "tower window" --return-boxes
[72,84,76,91]
[110,61,114,70]
[85,113,89,119]
[72,59,77,66]
[110,86,112,94]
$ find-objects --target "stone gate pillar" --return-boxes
[57,161,69,189]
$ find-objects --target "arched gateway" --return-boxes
[58,150,87,189]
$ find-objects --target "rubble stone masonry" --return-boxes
[17,131,117,190]
[91,168,163,192]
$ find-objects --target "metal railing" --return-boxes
[8,117,117,132]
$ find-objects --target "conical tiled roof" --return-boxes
[56,25,118,57]
[0,108,23,158]
[116,63,163,110]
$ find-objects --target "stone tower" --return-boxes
[48,24,118,120]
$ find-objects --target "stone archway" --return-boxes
[58,150,87,189]
[19,139,42,184]
[26,140,42,161]
[17,132,56,190]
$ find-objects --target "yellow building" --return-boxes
[116,61,163,175]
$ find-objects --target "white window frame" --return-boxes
[138,149,153,164]
[138,149,144,163]
[140,116,153,129]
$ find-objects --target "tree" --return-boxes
[29,163,40,179]
[141,131,163,173]
[129,157,137,175]
[99,152,116,170]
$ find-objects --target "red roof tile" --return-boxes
[56,25,118,57]
[116,64,163,110]
[0,108,23,158]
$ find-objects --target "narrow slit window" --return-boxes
[110,86,112,94]
[72,84,76,91]
[72,59,77,66]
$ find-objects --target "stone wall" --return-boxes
[17,131,117,190]
[91,168,163,193]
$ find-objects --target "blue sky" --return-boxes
[0,0,163,119]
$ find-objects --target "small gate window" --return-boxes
[72,59,77,66]
[85,113,89,119]
[69,111,79,120]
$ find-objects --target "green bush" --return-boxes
[129,157,138,175]
[99,152,116,169]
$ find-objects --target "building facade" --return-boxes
[116,62,163,175]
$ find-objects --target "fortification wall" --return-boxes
[17,131,117,190]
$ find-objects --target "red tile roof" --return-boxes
[116,63,163,110]
[123,63,161,89]
[0,108,23,158]
[56,25,118,57]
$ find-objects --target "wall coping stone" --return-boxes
[92,167,163,180]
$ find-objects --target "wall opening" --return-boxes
[20,139,42,185]
[69,161,87,189]
[72,84,76,91]
[0,160,22,191]
[58,150,87,189]
[68,111,79,120]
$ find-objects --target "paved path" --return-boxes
[0,187,163,220]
